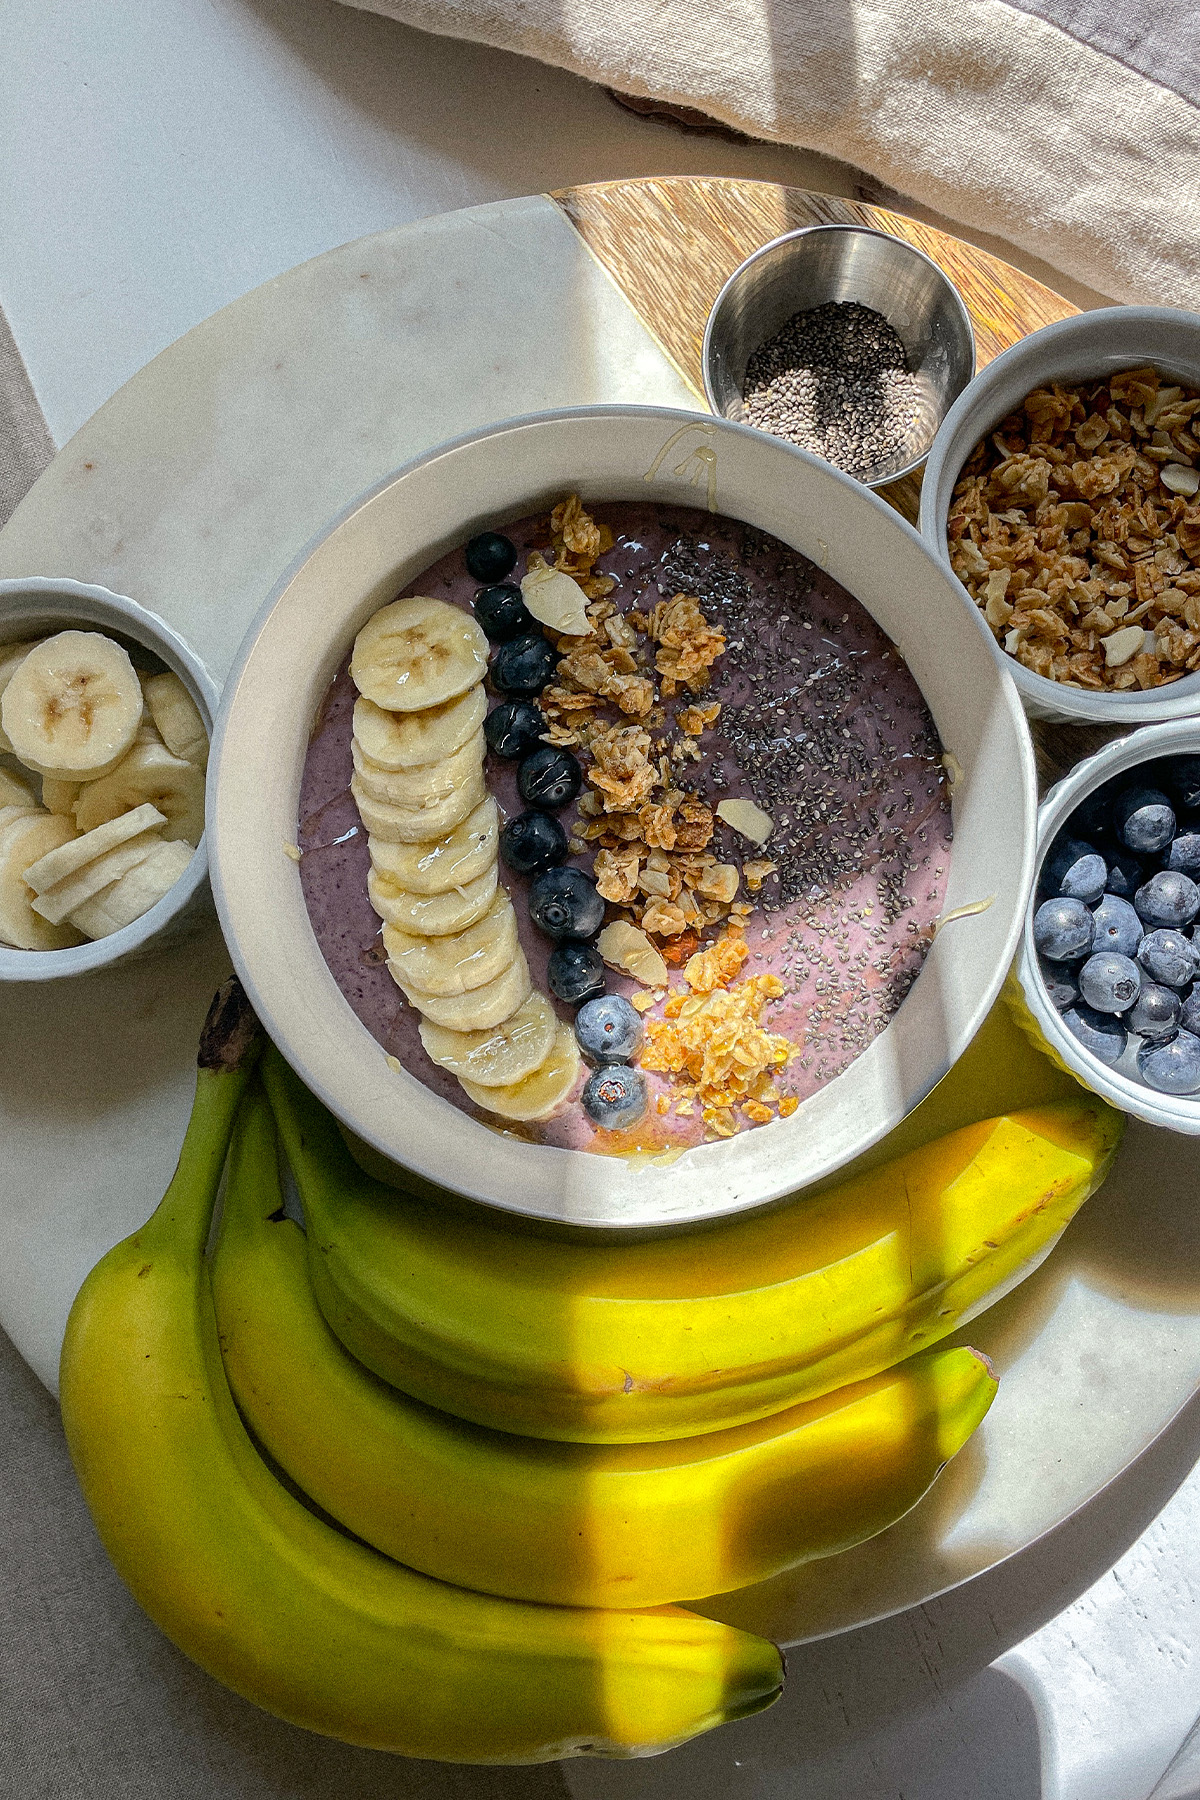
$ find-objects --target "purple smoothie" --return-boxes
[298,503,952,1153]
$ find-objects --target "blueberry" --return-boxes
[465,531,517,583]
[484,700,545,760]
[1105,852,1145,900]
[1134,869,1200,928]
[1138,1028,1200,1094]
[1043,837,1106,904]
[1090,894,1143,958]
[518,746,582,811]
[1166,832,1200,878]
[474,584,533,642]
[1182,989,1200,1035]
[529,867,604,939]
[547,939,606,1005]
[1032,897,1094,963]
[500,810,568,876]
[1078,951,1141,1014]
[1115,785,1175,853]
[575,994,643,1065]
[1128,983,1182,1041]
[1165,756,1200,812]
[1138,929,1199,988]
[582,1063,648,1129]
[1038,958,1079,1011]
[491,633,559,697]
[1061,1003,1126,1065]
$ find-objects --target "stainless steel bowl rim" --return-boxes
[701,222,977,488]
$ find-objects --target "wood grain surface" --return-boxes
[553,176,1079,525]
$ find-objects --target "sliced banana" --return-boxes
[32,829,165,925]
[1,631,143,779]
[350,768,486,844]
[0,767,36,808]
[0,812,82,950]
[367,797,498,896]
[0,641,39,754]
[459,1023,582,1121]
[351,596,489,712]
[69,838,194,939]
[353,687,486,771]
[393,947,531,1031]
[383,893,517,998]
[23,802,168,893]
[418,991,557,1088]
[41,776,81,816]
[141,671,208,769]
[74,739,205,845]
[367,862,498,936]
[351,729,485,810]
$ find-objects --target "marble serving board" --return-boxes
[2,177,1196,1649]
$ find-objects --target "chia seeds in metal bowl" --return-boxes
[703,224,976,488]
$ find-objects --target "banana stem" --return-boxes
[147,980,263,1260]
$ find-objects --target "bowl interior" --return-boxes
[919,306,1200,722]
[210,406,1034,1231]
[0,579,216,981]
[704,228,975,486]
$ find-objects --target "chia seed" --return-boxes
[741,301,922,480]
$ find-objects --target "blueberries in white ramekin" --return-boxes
[1035,755,1200,1095]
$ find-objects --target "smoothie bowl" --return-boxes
[209,407,1035,1229]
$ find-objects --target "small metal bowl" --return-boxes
[702,224,976,488]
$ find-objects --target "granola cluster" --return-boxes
[948,368,1200,691]
[534,497,742,943]
[641,928,799,1137]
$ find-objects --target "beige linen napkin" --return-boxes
[338,0,1200,309]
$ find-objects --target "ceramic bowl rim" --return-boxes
[208,401,1036,1231]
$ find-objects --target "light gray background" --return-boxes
[4,2,1200,1795]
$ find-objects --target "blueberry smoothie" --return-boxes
[298,502,952,1153]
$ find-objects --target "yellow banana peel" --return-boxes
[59,989,782,1762]
[213,1089,998,1607]
[263,1045,1122,1442]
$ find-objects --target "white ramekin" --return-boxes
[209,404,1037,1231]
[920,306,1200,725]
[0,578,217,981]
[1013,718,1200,1132]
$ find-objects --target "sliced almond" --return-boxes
[520,562,591,635]
[1103,625,1146,669]
[1162,463,1200,498]
[716,797,774,846]
[597,920,668,987]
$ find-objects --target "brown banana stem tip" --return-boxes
[198,976,263,1073]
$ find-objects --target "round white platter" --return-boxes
[3,191,1200,1648]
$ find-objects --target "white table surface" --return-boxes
[3,1,1197,1796]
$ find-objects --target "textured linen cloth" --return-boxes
[337,0,1200,310]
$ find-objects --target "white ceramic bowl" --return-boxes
[0,578,216,981]
[209,405,1036,1231]
[920,306,1200,724]
[1014,719,1200,1132]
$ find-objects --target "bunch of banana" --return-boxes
[59,983,783,1761]
[213,1082,998,1607]
[262,1045,1123,1443]
[0,630,206,946]
[348,594,580,1119]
